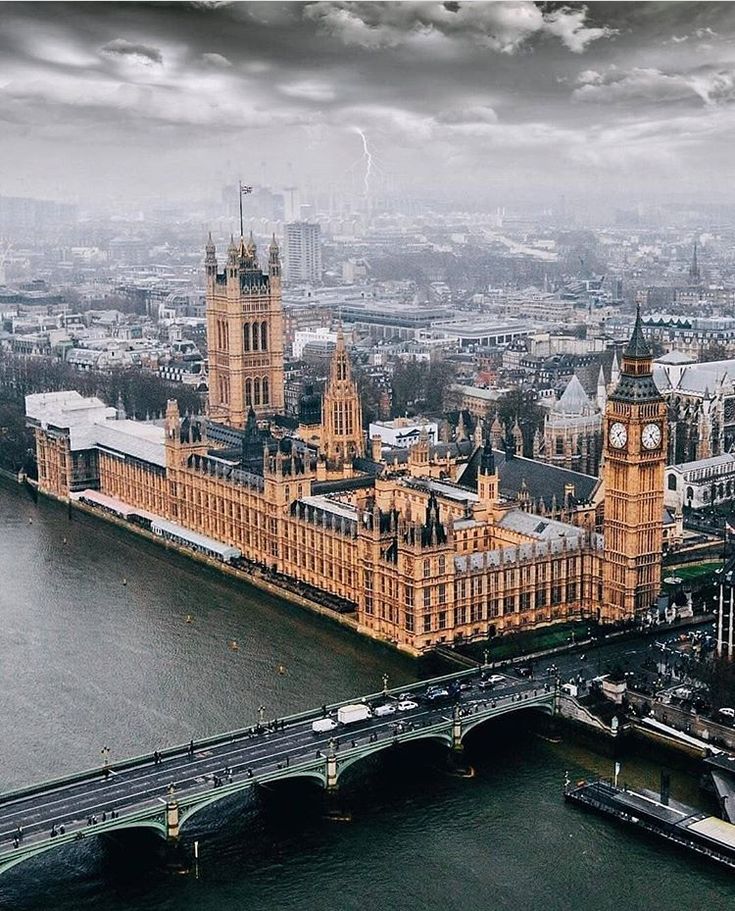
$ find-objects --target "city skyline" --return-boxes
[2,2,735,209]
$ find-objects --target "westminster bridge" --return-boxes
[0,667,556,876]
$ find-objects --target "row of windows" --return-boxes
[245,377,270,407]
[244,321,268,352]
[214,320,269,353]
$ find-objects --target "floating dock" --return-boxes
[705,753,735,823]
[565,778,735,870]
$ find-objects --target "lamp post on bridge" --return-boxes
[100,746,110,770]
[258,705,266,726]
[483,648,489,669]
[382,673,389,695]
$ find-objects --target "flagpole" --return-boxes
[238,180,244,238]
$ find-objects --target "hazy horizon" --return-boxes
[2,2,735,213]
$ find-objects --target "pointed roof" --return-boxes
[554,374,593,416]
[611,349,620,378]
[623,306,651,360]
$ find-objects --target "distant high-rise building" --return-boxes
[284,222,322,284]
[688,241,702,285]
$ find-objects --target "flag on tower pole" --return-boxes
[238,181,253,237]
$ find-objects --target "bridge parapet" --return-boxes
[0,670,555,878]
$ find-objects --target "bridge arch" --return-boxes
[459,701,554,743]
[332,730,454,781]
[0,817,168,879]
[177,769,327,831]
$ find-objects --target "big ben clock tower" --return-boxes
[602,308,667,622]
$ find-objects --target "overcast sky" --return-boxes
[2,2,735,210]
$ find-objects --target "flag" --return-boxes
[240,184,253,194]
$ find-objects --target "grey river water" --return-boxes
[0,480,733,910]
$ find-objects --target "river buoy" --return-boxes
[186,615,193,624]
[229,640,239,651]
[122,578,127,586]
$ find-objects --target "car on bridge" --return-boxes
[397,699,419,712]
[373,703,397,717]
[478,674,506,690]
[312,718,338,734]
[425,686,450,702]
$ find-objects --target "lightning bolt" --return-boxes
[354,127,372,198]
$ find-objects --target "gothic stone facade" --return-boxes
[26,244,667,653]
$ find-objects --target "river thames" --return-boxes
[1,480,733,910]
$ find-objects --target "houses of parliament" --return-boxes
[26,233,667,655]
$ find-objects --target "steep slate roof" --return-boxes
[553,374,594,415]
[458,446,600,510]
[624,308,651,359]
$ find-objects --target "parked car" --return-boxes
[397,700,419,712]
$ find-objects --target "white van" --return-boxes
[312,718,338,734]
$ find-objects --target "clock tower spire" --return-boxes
[602,307,667,622]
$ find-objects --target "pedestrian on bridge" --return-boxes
[188,739,195,758]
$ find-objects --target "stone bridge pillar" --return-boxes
[166,801,180,842]
[325,742,339,793]
[451,706,463,752]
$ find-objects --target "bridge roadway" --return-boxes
[0,667,556,876]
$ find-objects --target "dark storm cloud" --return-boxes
[1,2,735,204]
[100,38,163,65]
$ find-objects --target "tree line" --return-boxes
[0,351,203,474]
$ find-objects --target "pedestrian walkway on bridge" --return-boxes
[0,667,556,877]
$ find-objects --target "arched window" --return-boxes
[245,379,252,406]
[261,321,268,351]
[262,376,269,405]
[423,558,431,578]
[252,324,259,351]
[667,474,677,491]
[686,486,694,502]
[254,377,261,406]
[243,324,250,352]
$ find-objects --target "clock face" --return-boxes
[642,423,662,450]
[609,422,628,449]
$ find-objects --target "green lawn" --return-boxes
[668,561,722,582]
[458,621,593,663]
